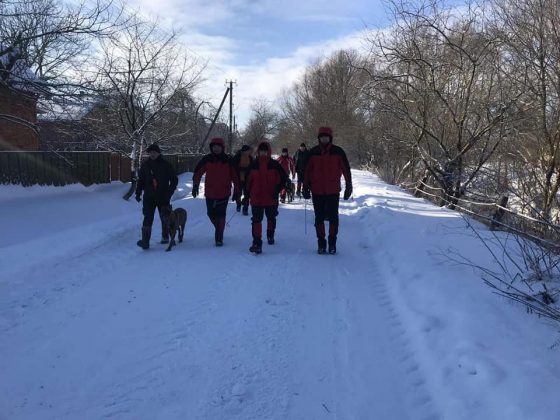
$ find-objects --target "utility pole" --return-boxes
[226,80,236,152]
[202,87,230,152]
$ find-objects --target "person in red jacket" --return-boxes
[246,141,288,254]
[192,137,240,246]
[303,127,352,254]
[276,147,296,203]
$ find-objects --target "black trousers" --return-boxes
[240,180,250,211]
[296,171,305,194]
[251,205,278,239]
[142,197,171,237]
[312,194,339,238]
[206,198,228,239]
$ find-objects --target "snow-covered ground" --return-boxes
[1,170,559,420]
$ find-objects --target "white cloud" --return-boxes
[125,0,380,128]
[194,29,371,128]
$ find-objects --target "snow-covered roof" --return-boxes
[0,44,41,94]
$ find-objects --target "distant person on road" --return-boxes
[276,147,295,203]
[293,142,309,197]
[231,144,253,215]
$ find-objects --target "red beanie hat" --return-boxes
[317,127,333,138]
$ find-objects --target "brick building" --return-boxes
[0,85,39,151]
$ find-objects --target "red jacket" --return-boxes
[193,139,239,199]
[276,155,295,178]
[247,142,288,206]
[304,142,351,195]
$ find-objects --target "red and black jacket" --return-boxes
[193,139,240,199]
[247,142,288,207]
[304,142,352,195]
[276,155,295,178]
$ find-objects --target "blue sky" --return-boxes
[130,0,391,128]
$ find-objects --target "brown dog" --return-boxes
[165,207,187,252]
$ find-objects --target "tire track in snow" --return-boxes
[355,205,442,420]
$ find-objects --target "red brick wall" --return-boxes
[0,86,39,151]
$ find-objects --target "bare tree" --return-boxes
[279,50,370,162]
[240,99,280,149]
[0,0,122,125]
[492,0,560,223]
[95,14,203,198]
[362,0,517,206]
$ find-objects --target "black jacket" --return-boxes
[293,149,309,175]
[136,156,178,203]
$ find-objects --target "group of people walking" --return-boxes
[134,126,352,255]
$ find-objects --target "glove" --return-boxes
[135,194,142,202]
[192,184,199,198]
[343,185,353,200]
[302,186,311,199]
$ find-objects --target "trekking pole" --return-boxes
[304,198,307,235]
[226,209,237,226]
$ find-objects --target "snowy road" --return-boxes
[1,171,559,420]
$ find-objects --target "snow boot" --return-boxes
[236,203,241,212]
[328,235,337,254]
[215,218,225,246]
[267,230,275,245]
[250,238,263,254]
[215,230,223,247]
[137,226,151,250]
[242,207,249,216]
[317,238,327,254]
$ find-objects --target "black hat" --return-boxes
[282,147,288,153]
[258,142,268,151]
[300,142,306,147]
[146,143,161,153]
[241,145,251,152]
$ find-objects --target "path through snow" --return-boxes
[1,170,559,420]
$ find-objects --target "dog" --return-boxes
[164,206,187,252]
[286,181,296,203]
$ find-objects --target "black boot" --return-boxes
[328,235,337,254]
[267,230,275,245]
[317,238,327,254]
[215,229,223,247]
[242,206,249,216]
[236,203,241,212]
[249,238,263,254]
[137,226,151,250]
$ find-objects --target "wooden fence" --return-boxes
[0,151,202,187]
[406,179,560,248]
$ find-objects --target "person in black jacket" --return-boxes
[293,142,309,197]
[135,143,178,250]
